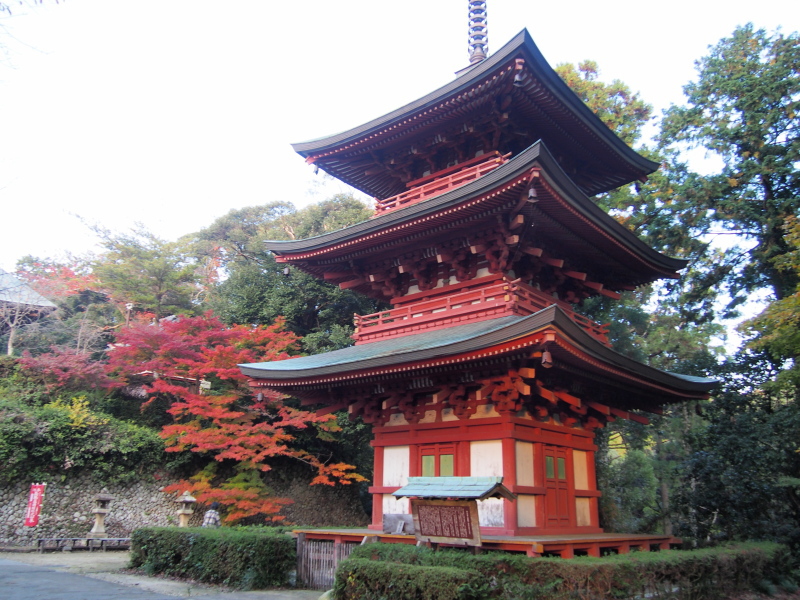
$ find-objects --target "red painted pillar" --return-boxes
[586,432,601,529]
[370,445,385,529]
[501,436,517,534]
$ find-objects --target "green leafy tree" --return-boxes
[741,215,800,371]
[558,59,727,358]
[556,60,652,147]
[660,24,800,302]
[603,449,659,533]
[91,224,202,319]
[196,194,382,352]
[559,59,730,538]
[678,351,800,546]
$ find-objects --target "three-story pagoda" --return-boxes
[240,29,715,543]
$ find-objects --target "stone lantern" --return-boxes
[175,491,197,527]
[88,491,115,539]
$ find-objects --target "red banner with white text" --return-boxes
[24,483,46,527]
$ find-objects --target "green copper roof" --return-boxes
[393,477,516,501]
[239,305,717,396]
[240,315,521,377]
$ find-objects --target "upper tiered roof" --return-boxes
[293,29,658,200]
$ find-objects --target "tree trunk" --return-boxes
[661,480,672,536]
[7,324,16,356]
[655,434,673,536]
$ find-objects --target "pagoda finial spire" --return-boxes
[468,1,488,64]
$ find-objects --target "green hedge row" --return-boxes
[333,542,793,600]
[129,526,295,590]
[335,559,484,600]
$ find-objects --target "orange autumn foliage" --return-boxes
[106,312,364,522]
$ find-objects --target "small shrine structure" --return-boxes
[239,23,715,555]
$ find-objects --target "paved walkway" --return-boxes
[0,551,324,600]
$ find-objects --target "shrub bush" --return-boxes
[129,526,296,590]
[333,558,483,600]
[333,541,791,600]
[0,395,165,484]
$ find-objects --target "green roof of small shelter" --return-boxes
[393,477,516,501]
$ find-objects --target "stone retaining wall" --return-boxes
[0,475,201,546]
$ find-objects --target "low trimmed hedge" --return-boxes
[333,541,792,600]
[129,526,295,590]
[336,558,484,600]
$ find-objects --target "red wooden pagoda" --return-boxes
[239,29,715,548]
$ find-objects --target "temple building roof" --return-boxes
[265,141,684,292]
[293,29,658,199]
[0,270,56,309]
[240,304,717,405]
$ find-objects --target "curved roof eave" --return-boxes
[291,29,658,177]
[265,141,686,274]
[239,305,718,396]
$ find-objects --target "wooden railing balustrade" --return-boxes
[353,278,610,345]
[373,152,510,216]
[509,282,611,345]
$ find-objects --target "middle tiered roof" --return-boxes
[266,141,683,297]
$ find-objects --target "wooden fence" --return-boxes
[296,533,360,590]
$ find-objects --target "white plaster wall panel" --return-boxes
[418,410,437,424]
[441,408,459,422]
[469,403,500,419]
[383,446,410,487]
[573,450,589,489]
[470,440,503,476]
[575,497,592,527]
[382,494,410,515]
[477,497,504,527]
[517,494,537,527]
[515,441,534,486]
[387,413,408,426]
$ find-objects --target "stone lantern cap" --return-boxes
[175,491,197,505]
[92,492,114,516]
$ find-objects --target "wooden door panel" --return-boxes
[544,446,572,528]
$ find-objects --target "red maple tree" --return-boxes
[18,346,111,391]
[106,312,364,523]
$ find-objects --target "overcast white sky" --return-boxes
[1,0,797,272]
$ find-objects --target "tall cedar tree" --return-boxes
[660,24,800,302]
[741,215,800,378]
[557,61,725,368]
[105,313,364,523]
